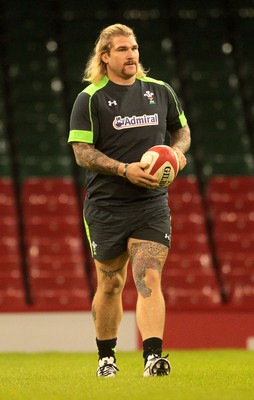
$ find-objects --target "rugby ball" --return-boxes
[140,145,179,187]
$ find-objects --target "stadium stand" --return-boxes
[0,0,254,317]
[206,176,254,308]
[0,179,27,310]
[163,177,221,310]
[21,178,92,310]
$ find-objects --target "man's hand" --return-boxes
[125,162,159,189]
[172,146,187,170]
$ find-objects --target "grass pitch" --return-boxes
[0,350,253,400]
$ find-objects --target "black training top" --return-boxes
[68,75,187,209]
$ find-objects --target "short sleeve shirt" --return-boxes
[68,75,187,210]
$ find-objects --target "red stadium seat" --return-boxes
[24,216,83,239]
[169,176,202,195]
[214,233,254,254]
[165,286,221,310]
[0,263,22,279]
[171,213,207,234]
[169,193,204,214]
[0,179,18,218]
[22,177,78,197]
[0,216,19,238]
[212,212,254,235]
[165,252,214,272]
[22,195,80,218]
[207,176,254,197]
[29,258,85,276]
[0,237,20,256]
[31,274,89,291]
[22,178,81,218]
[208,194,254,215]
[223,278,254,310]
[31,288,91,311]
[219,254,254,275]
[171,233,211,254]
[0,276,24,290]
[26,237,85,259]
[0,289,27,311]
[122,288,137,310]
[164,270,218,286]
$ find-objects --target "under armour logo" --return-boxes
[108,100,117,106]
[165,233,170,240]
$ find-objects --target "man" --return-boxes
[68,23,190,377]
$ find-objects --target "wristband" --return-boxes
[123,163,129,178]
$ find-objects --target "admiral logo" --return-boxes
[113,113,158,130]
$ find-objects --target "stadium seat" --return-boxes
[0,236,20,256]
[22,177,79,196]
[31,289,91,311]
[207,177,254,309]
[171,233,211,254]
[27,237,85,259]
[171,213,207,234]
[165,286,221,310]
[0,289,27,311]
[0,216,19,238]
[21,177,92,310]
[165,267,218,283]
[22,178,81,218]
[0,154,12,177]
[29,258,86,277]
[208,196,254,215]
[207,176,254,196]
[201,154,254,181]
[122,288,137,311]
[31,274,89,291]
[165,252,214,272]
[169,193,204,214]
[0,253,27,311]
[0,260,23,281]
[0,276,24,291]
[214,233,254,253]
[219,254,254,274]
[212,212,254,236]
[169,176,202,195]
[24,216,83,239]
[18,155,73,179]
[0,178,18,218]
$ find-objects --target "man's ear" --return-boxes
[101,53,108,64]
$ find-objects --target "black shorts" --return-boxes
[83,200,171,260]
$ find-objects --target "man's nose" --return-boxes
[127,48,135,57]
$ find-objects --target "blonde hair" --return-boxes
[82,23,146,84]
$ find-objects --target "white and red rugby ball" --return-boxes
[140,145,179,187]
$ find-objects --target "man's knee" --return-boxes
[98,274,125,296]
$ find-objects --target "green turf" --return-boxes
[0,350,253,400]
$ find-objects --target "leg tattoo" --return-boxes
[99,266,125,279]
[92,304,96,321]
[129,242,168,298]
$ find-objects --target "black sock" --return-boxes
[143,337,162,364]
[96,337,117,361]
